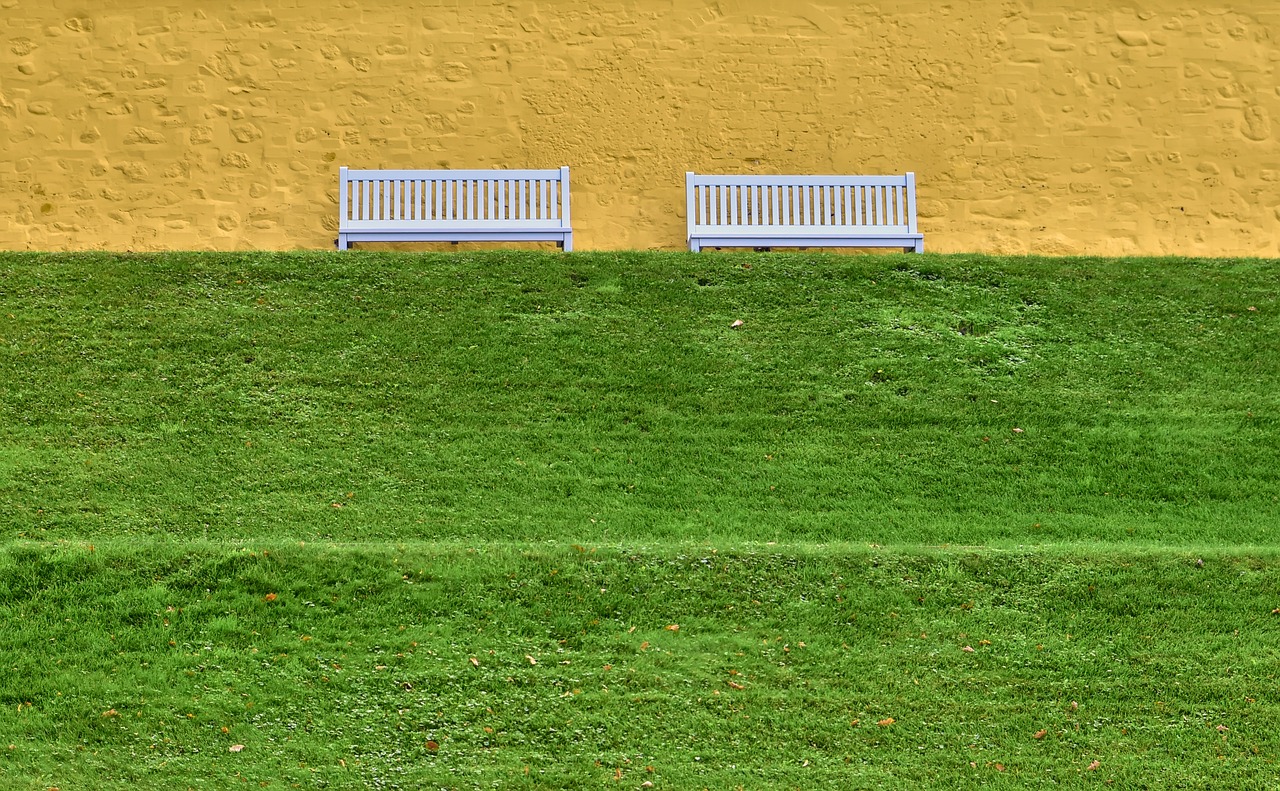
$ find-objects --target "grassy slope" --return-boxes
[0,251,1276,545]
[1,251,1279,788]
[2,543,1279,789]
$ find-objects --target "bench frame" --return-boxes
[338,166,572,251]
[686,172,923,253]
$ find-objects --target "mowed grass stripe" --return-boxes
[2,542,1278,788]
[1,251,1276,545]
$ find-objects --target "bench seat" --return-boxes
[686,172,923,253]
[338,167,572,251]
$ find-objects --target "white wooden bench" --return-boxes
[338,166,572,250]
[685,172,923,253]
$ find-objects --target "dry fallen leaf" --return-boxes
[727,680,745,691]
[1033,729,1048,740]
[426,740,439,752]
[1086,760,1100,771]
[995,763,1005,772]
[1012,427,1024,434]
[229,744,245,753]
[978,639,991,646]
[526,655,537,665]
[877,717,895,726]
[730,319,744,328]
[1216,724,1229,733]
[263,593,277,602]
[962,645,975,653]
[665,624,680,632]
[101,709,119,718]
[469,657,480,667]
[1069,701,1079,712]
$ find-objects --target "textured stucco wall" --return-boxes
[2,1,1278,254]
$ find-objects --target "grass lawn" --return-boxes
[1,251,1278,788]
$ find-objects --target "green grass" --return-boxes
[3,542,1280,788]
[1,251,1279,788]
[1,251,1276,545]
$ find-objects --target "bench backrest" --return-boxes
[686,172,918,235]
[340,167,570,227]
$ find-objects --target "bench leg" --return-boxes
[338,234,349,251]
[689,239,701,252]
[912,240,924,254]
[562,233,573,252]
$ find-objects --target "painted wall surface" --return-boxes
[1,1,1278,254]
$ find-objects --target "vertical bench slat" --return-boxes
[906,172,918,235]
[896,185,906,228]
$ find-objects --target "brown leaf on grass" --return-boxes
[1216,724,1229,733]
[469,657,480,667]
[877,718,895,726]
[1271,607,1280,615]
[1086,760,1100,771]
[526,655,537,665]
[1012,427,1024,434]
[639,641,650,651]
[664,624,680,632]
[978,639,992,646]
[1033,729,1047,740]
[995,763,1005,772]
[730,319,745,329]
[229,744,245,753]
[727,680,745,691]
[426,740,439,752]
[263,593,277,602]
[101,709,119,718]
[962,645,975,653]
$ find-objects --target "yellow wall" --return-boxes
[2,1,1278,255]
